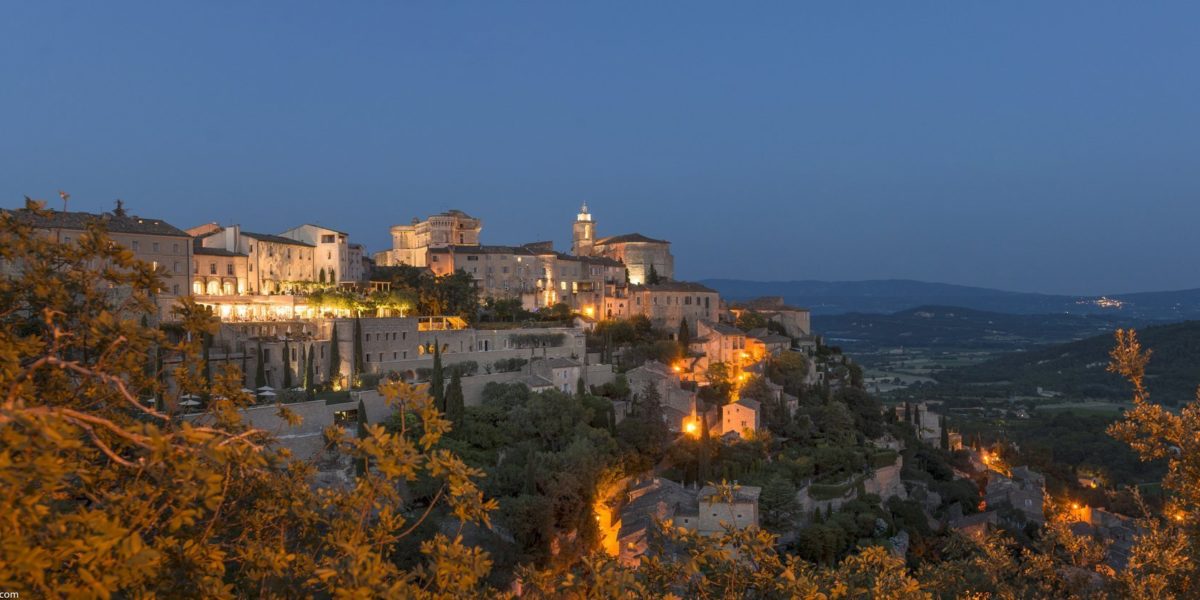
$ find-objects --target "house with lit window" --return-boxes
[279,223,364,283]
[189,223,316,295]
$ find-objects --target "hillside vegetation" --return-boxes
[938,320,1200,405]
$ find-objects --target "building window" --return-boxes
[393,352,397,360]
[131,241,140,251]
[366,354,371,363]
[172,284,179,295]
[209,263,217,275]
[227,264,233,275]
[321,234,335,243]
[152,242,159,252]
[173,243,180,254]
[174,262,181,273]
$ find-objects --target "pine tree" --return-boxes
[329,323,342,388]
[282,339,293,389]
[445,370,465,430]
[355,399,369,477]
[254,345,266,389]
[352,315,365,388]
[430,339,445,412]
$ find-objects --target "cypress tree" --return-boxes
[254,345,266,389]
[678,317,690,349]
[202,333,212,391]
[282,339,293,389]
[352,315,365,388]
[940,416,950,450]
[698,416,711,484]
[904,401,912,424]
[299,343,307,389]
[430,339,445,411]
[305,343,316,396]
[329,323,342,388]
[354,399,369,477]
[446,369,465,430]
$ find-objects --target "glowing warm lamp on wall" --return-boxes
[672,364,682,373]
[583,306,595,318]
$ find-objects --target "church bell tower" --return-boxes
[572,202,595,256]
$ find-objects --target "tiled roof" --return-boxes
[194,246,247,257]
[731,398,761,412]
[699,319,744,336]
[8,208,190,238]
[634,281,718,294]
[538,357,581,369]
[698,483,761,503]
[595,232,669,245]
[242,231,316,247]
[283,223,348,236]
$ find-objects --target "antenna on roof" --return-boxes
[58,190,70,212]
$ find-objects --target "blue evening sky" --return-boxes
[3,2,1198,295]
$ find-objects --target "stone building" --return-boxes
[279,223,363,283]
[721,399,760,438]
[985,466,1046,525]
[571,204,674,284]
[691,319,749,373]
[616,477,761,567]
[192,246,249,296]
[375,209,481,267]
[730,296,812,337]
[190,224,317,295]
[426,242,626,313]
[605,282,720,333]
[9,202,192,320]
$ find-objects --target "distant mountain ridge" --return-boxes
[813,305,1141,354]
[702,278,1200,320]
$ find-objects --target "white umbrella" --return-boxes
[256,385,275,392]
[258,390,277,397]
[179,395,201,407]
[240,387,255,394]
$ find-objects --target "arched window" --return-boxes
[206,280,221,295]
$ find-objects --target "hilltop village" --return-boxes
[7,199,1136,587]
